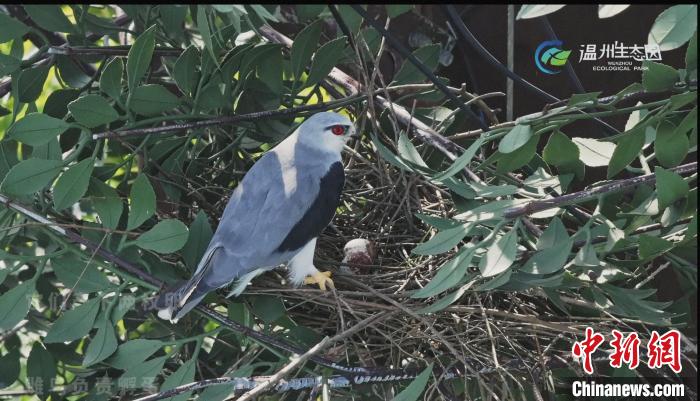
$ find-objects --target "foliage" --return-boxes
[0,4,697,401]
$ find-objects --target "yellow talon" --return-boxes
[303,271,335,291]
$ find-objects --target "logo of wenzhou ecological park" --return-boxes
[535,40,571,74]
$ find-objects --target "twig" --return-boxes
[350,5,489,132]
[442,5,620,136]
[448,81,695,141]
[91,95,365,139]
[503,162,697,219]
[48,45,182,57]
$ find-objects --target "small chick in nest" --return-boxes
[339,239,377,275]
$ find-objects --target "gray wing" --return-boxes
[206,151,330,275]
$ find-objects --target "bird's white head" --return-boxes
[295,112,357,155]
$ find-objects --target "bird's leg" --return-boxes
[304,270,335,291]
[289,238,335,290]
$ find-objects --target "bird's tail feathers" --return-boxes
[155,246,221,323]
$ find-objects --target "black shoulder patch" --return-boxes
[276,162,345,252]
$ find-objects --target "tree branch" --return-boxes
[48,45,183,57]
[349,5,489,132]
[91,95,365,140]
[503,162,698,219]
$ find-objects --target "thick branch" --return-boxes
[503,162,698,219]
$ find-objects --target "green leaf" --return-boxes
[543,131,579,166]
[0,141,19,182]
[572,137,616,167]
[52,256,113,293]
[17,64,50,103]
[0,54,21,77]
[669,91,697,111]
[106,339,164,370]
[415,213,461,230]
[249,5,278,22]
[130,84,181,116]
[256,45,283,94]
[392,44,441,85]
[499,124,532,154]
[0,13,30,43]
[291,19,323,80]
[53,158,94,211]
[417,284,469,314]
[133,219,189,253]
[386,5,413,18]
[295,5,325,22]
[655,120,689,168]
[516,5,566,19]
[598,5,630,18]
[686,31,697,73]
[88,179,123,229]
[336,6,363,35]
[27,342,56,399]
[182,210,213,269]
[160,359,196,401]
[7,113,70,146]
[126,174,156,230]
[412,223,473,255]
[0,350,20,388]
[196,5,219,65]
[642,61,678,92]
[468,181,519,198]
[574,241,600,267]
[391,363,433,401]
[431,137,485,182]
[373,135,416,172]
[0,158,63,196]
[536,217,568,250]
[684,214,697,240]
[0,280,35,330]
[24,5,75,33]
[655,166,689,209]
[56,55,91,88]
[480,228,518,277]
[608,128,645,178]
[173,45,200,95]
[496,134,538,173]
[397,132,430,169]
[127,25,156,90]
[675,107,697,137]
[647,5,698,51]
[412,247,474,298]
[522,239,573,274]
[475,269,513,291]
[638,234,674,259]
[68,94,119,128]
[119,355,168,389]
[32,138,62,160]
[43,88,80,118]
[567,91,602,107]
[83,315,118,367]
[100,58,124,100]
[305,37,347,88]
[44,297,101,343]
[249,295,287,323]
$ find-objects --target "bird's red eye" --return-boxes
[331,125,345,136]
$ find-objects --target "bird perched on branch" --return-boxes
[155,112,357,323]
